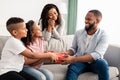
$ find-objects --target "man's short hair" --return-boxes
[88,9,102,19]
[6,17,24,33]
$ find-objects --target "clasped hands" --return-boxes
[60,52,75,65]
[48,19,55,30]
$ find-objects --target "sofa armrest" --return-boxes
[104,44,120,75]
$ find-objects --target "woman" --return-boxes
[21,20,54,80]
[38,4,65,41]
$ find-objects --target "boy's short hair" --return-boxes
[6,17,24,33]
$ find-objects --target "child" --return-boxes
[21,20,54,80]
[0,17,58,80]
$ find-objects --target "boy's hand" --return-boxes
[48,52,58,63]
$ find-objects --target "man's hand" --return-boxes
[61,55,75,65]
[63,50,74,56]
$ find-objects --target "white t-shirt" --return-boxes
[86,35,92,48]
[85,35,92,53]
[0,37,26,75]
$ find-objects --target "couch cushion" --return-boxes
[41,64,67,80]
[0,36,10,59]
[47,35,74,52]
[41,64,119,80]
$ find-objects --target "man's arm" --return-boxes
[62,54,94,64]
[90,31,109,60]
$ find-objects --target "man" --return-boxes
[62,10,109,80]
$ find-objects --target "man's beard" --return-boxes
[85,22,95,33]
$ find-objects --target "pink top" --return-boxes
[27,38,44,68]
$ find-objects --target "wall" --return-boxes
[76,0,120,45]
[0,0,68,35]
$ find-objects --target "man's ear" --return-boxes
[96,18,101,24]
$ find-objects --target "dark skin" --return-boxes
[62,12,101,64]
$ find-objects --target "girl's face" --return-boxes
[32,22,42,37]
[48,8,58,21]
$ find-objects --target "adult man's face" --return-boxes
[85,12,97,33]
[85,22,95,32]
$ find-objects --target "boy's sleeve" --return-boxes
[7,38,26,55]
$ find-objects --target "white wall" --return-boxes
[77,0,120,45]
[0,0,68,35]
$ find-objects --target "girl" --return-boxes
[21,20,53,80]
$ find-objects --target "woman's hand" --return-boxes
[48,19,55,29]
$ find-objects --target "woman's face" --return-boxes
[32,22,42,37]
[48,8,58,21]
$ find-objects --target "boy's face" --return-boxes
[12,22,27,39]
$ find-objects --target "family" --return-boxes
[0,3,109,80]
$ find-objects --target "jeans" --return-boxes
[23,66,53,80]
[66,59,109,80]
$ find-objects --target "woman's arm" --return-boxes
[52,17,65,38]
[41,17,65,41]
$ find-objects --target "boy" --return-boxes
[0,17,58,80]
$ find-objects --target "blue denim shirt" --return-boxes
[70,28,109,60]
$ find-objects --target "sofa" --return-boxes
[0,35,120,80]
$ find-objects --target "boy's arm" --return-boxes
[24,57,51,65]
[24,57,41,65]
[21,49,58,62]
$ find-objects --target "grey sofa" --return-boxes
[0,35,120,80]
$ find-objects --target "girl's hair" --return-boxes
[38,4,62,31]
[21,20,34,46]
